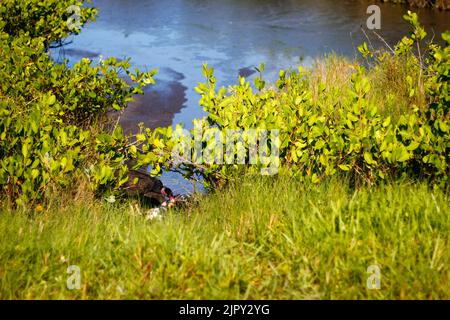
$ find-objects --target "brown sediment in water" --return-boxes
[238,66,257,78]
[60,48,101,59]
[118,77,188,135]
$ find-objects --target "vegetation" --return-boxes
[142,12,449,189]
[0,1,448,300]
[0,0,157,207]
[381,0,450,10]
[1,0,448,204]
[1,177,449,299]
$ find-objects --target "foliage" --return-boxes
[0,0,156,207]
[137,12,449,188]
[380,0,450,10]
[0,2,448,208]
[0,0,97,46]
[0,2,448,300]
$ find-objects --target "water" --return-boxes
[52,0,449,193]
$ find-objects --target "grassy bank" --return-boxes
[1,177,448,299]
[1,2,448,300]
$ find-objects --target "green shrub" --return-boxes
[0,3,448,209]
[0,0,156,207]
[0,0,97,46]
[138,12,449,188]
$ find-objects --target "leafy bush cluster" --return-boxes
[0,0,156,206]
[0,2,448,208]
[139,12,449,187]
[0,0,97,45]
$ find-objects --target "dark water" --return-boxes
[53,0,449,193]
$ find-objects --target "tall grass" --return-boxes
[1,177,448,299]
[308,53,426,120]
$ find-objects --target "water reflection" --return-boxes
[120,68,187,134]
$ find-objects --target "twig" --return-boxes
[372,30,395,55]
[360,26,376,53]
[48,40,74,49]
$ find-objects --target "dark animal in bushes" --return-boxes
[122,169,175,206]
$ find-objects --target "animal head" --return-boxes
[161,187,175,203]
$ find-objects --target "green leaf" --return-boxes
[22,144,28,158]
[439,121,448,133]
[364,152,377,165]
[398,149,411,162]
[311,173,320,184]
[31,169,39,180]
[136,134,146,142]
[406,141,420,151]
[338,164,350,171]
[47,94,56,105]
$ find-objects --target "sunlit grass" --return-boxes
[308,53,426,120]
[1,177,448,299]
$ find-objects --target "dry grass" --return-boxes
[309,53,355,109]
